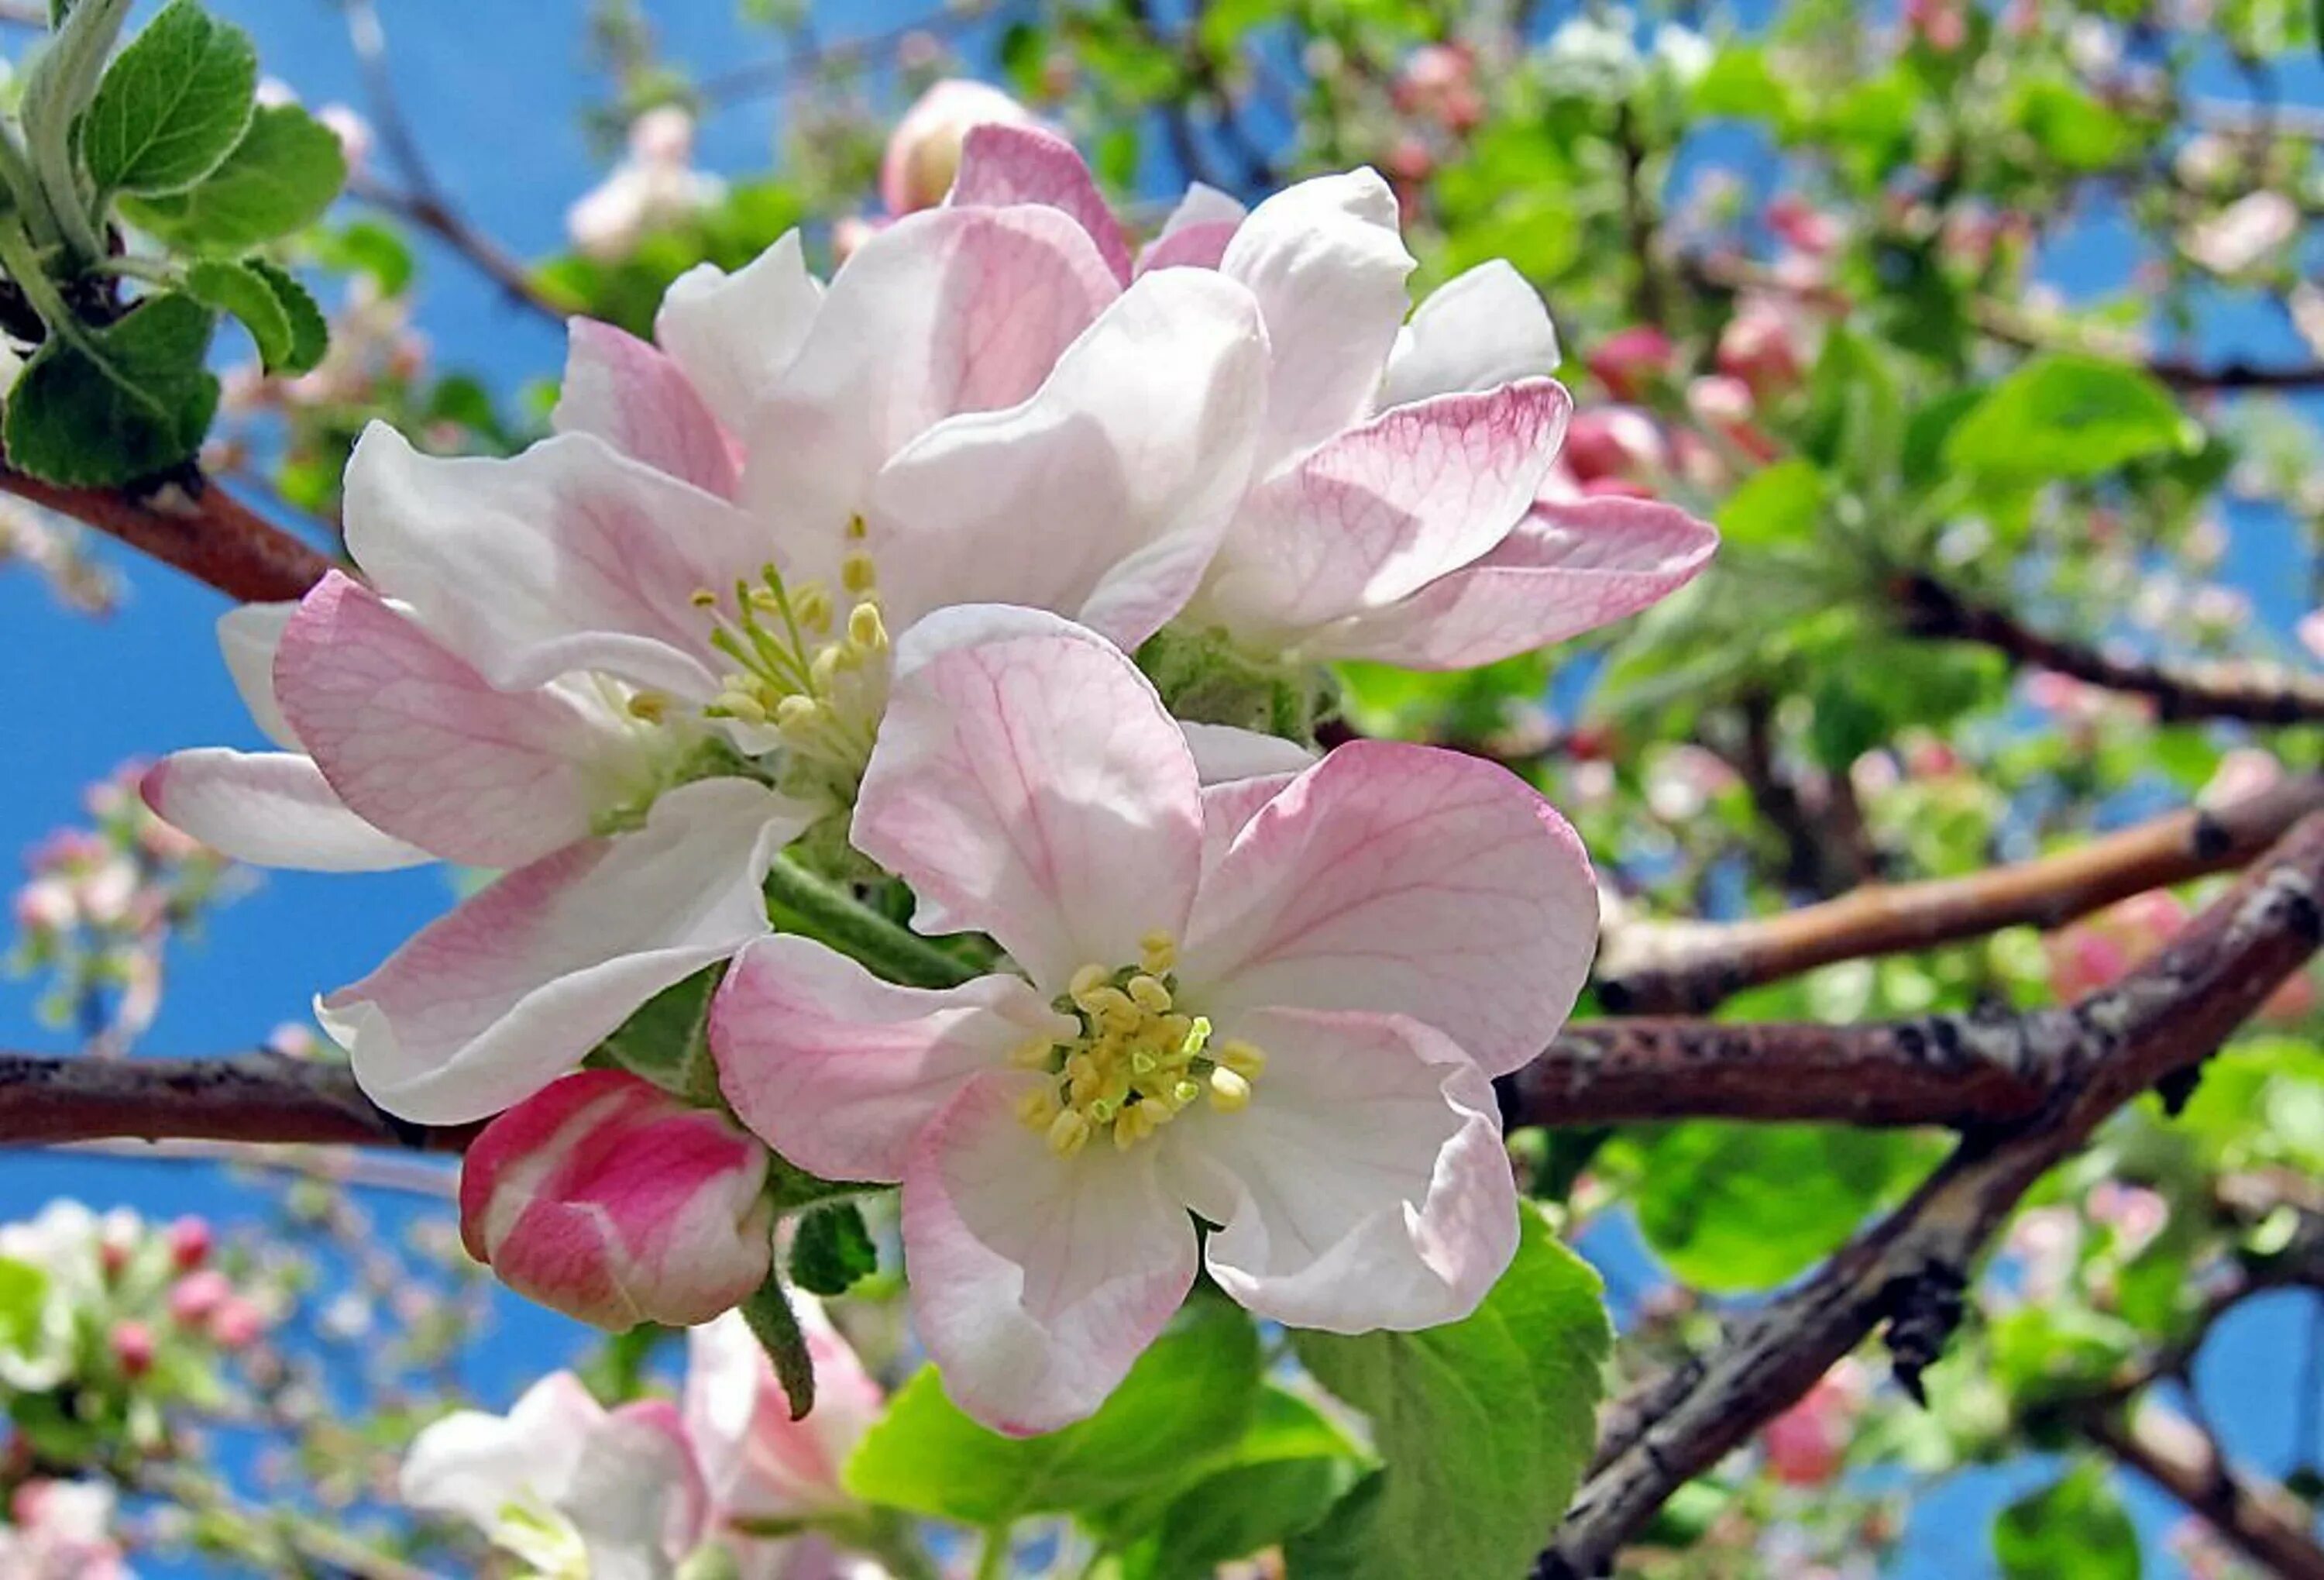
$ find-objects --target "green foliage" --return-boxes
[79,0,257,197]
[1286,1211,1610,1580]
[1947,355,2194,483]
[121,102,347,253]
[1992,1463,2140,1580]
[3,292,218,484]
[844,1299,1263,1527]
[788,1202,877,1296]
[591,963,723,1103]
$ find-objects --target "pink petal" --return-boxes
[711,933,1066,1182]
[684,1303,885,1523]
[903,1075,1197,1434]
[344,424,769,699]
[949,123,1133,284]
[1181,721,1317,785]
[737,206,1120,538]
[1312,494,1719,669]
[855,611,1204,987]
[1137,219,1239,274]
[1182,740,1597,1079]
[216,602,297,749]
[868,267,1268,646]
[275,573,648,869]
[554,318,740,498]
[1380,260,1563,408]
[1204,380,1572,641]
[323,778,811,1125]
[655,232,823,435]
[1219,170,1414,467]
[1158,1007,1517,1330]
[1199,776,1298,882]
[140,749,428,872]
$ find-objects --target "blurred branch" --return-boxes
[1899,572,2324,725]
[0,1051,473,1153]
[692,3,999,106]
[1539,812,2324,1578]
[0,464,334,603]
[1597,770,2324,1013]
[2082,1406,2324,1580]
[67,1136,457,1199]
[340,0,572,326]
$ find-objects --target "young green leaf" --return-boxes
[184,258,290,370]
[245,258,326,375]
[80,1,259,197]
[844,1300,1261,1526]
[1947,353,2195,482]
[16,0,134,257]
[1992,1462,2139,1580]
[1285,1209,1612,1580]
[119,104,347,253]
[788,1201,877,1296]
[3,291,218,485]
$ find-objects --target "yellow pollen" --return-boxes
[841,552,878,595]
[847,601,889,653]
[625,691,669,722]
[1140,931,1177,974]
[794,586,834,633]
[1015,954,1263,1155]
[695,563,892,784]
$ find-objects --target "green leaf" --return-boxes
[844,1300,1261,1526]
[245,258,326,374]
[1108,1389,1368,1580]
[16,0,132,253]
[3,291,218,485]
[788,1201,876,1296]
[184,257,290,369]
[740,1273,815,1422]
[593,963,723,1103]
[1285,1210,1611,1580]
[120,103,346,253]
[1947,354,2194,482]
[80,0,258,196]
[1717,458,1827,549]
[0,1258,50,1355]
[312,219,414,295]
[1993,1462,2140,1580]
[1625,1124,1931,1293]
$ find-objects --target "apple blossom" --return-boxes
[2183,189,2297,277]
[459,1069,774,1330]
[567,105,727,262]
[712,612,1597,1432]
[403,1372,706,1580]
[146,201,1270,1125]
[0,1482,129,1580]
[881,78,1040,216]
[944,126,1718,676]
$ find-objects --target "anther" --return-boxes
[841,552,878,595]
[1015,1086,1061,1128]
[847,601,889,652]
[1068,963,1109,1001]
[1207,1069,1253,1113]
[1126,975,1173,1014]
[1008,1038,1056,1069]
[1219,1040,1267,1079]
[1139,931,1177,975]
[1046,1109,1092,1158]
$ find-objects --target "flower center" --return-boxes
[1012,932,1267,1157]
[691,521,890,787]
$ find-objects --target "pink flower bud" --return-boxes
[209,1296,266,1351]
[1562,408,1669,484]
[1715,305,1805,398]
[880,79,1038,217]
[316,104,373,177]
[459,1070,775,1330]
[1587,326,1675,401]
[1766,193,1839,257]
[168,1270,231,1327]
[110,1320,154,1379]
[166,1216,211,1272]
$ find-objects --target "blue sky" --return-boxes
[2,4,2319,1576]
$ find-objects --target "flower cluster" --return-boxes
[147,124,1714,1430]
[402,1296,886,1578]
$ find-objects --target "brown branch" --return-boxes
[2085,1406,2324,1580]
[1598,769,2324,1013]
[0,466,334,603]
[0,1052,473,1153]
[1898,572,2324,725]
[1540,812,2324,1578]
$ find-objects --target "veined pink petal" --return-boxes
[712,934,1066,1182]
[1182,740,1597,1079]
[655,232,824,435]
[1158,1007,1517,1330]
[459,1069,773,1330]
[737,206,1119,537]
[1203,380,1572,640]
[1198,775,1298,882]
[855,611,1203,987]
[684,1303,885,1523]
[140,749,428,872]
[1309,494,1719,669]
[949,123,1133,284]
[216,602,298,749]
[324,778,811,1125]
[868,268,1268,648]
[344,424,768,700]
[276,573,648,869]
[554,318,740,498]
[903,1075,1197,1435]
[1380,260,1563,408]
[1219,170,1414,468]
[1138,184,1244,274]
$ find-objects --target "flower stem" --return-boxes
[974,1527,1010,1580]
[763,857,979,989]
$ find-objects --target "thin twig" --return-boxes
[1597,770,2324,1013]
[0,465,334,603]
[2084,1406,2324,1580]
[0,1050,473,1152]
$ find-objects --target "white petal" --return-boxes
[1380,260,1563,408]
[554,317,741,497]
[217,602,298,749]
[655,232,824,433]
[400,1372,605,1534]
[141,749,429,872]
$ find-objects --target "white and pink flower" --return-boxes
[458,1069,775,1330]
[710,613,1597,1433]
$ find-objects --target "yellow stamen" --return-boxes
[847,601,889,653]
[1207,1068,1253,1112]
[1046,1108,1092,1158]
[1219,1040,1267,1079]
[841,552,878,595]
[1008,1038,1056,1069]
[1016,1086,1061,1127]
[1126,975,1173,1014]
[1140,931,1177,974]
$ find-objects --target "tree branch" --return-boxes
[1898,572,2324,725]
[2083,1406,2324,1580]
[1539,812,2324,1578]
[0,1051,471,1152]
[0,465,334,603]
[1597,769,2324,1013]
